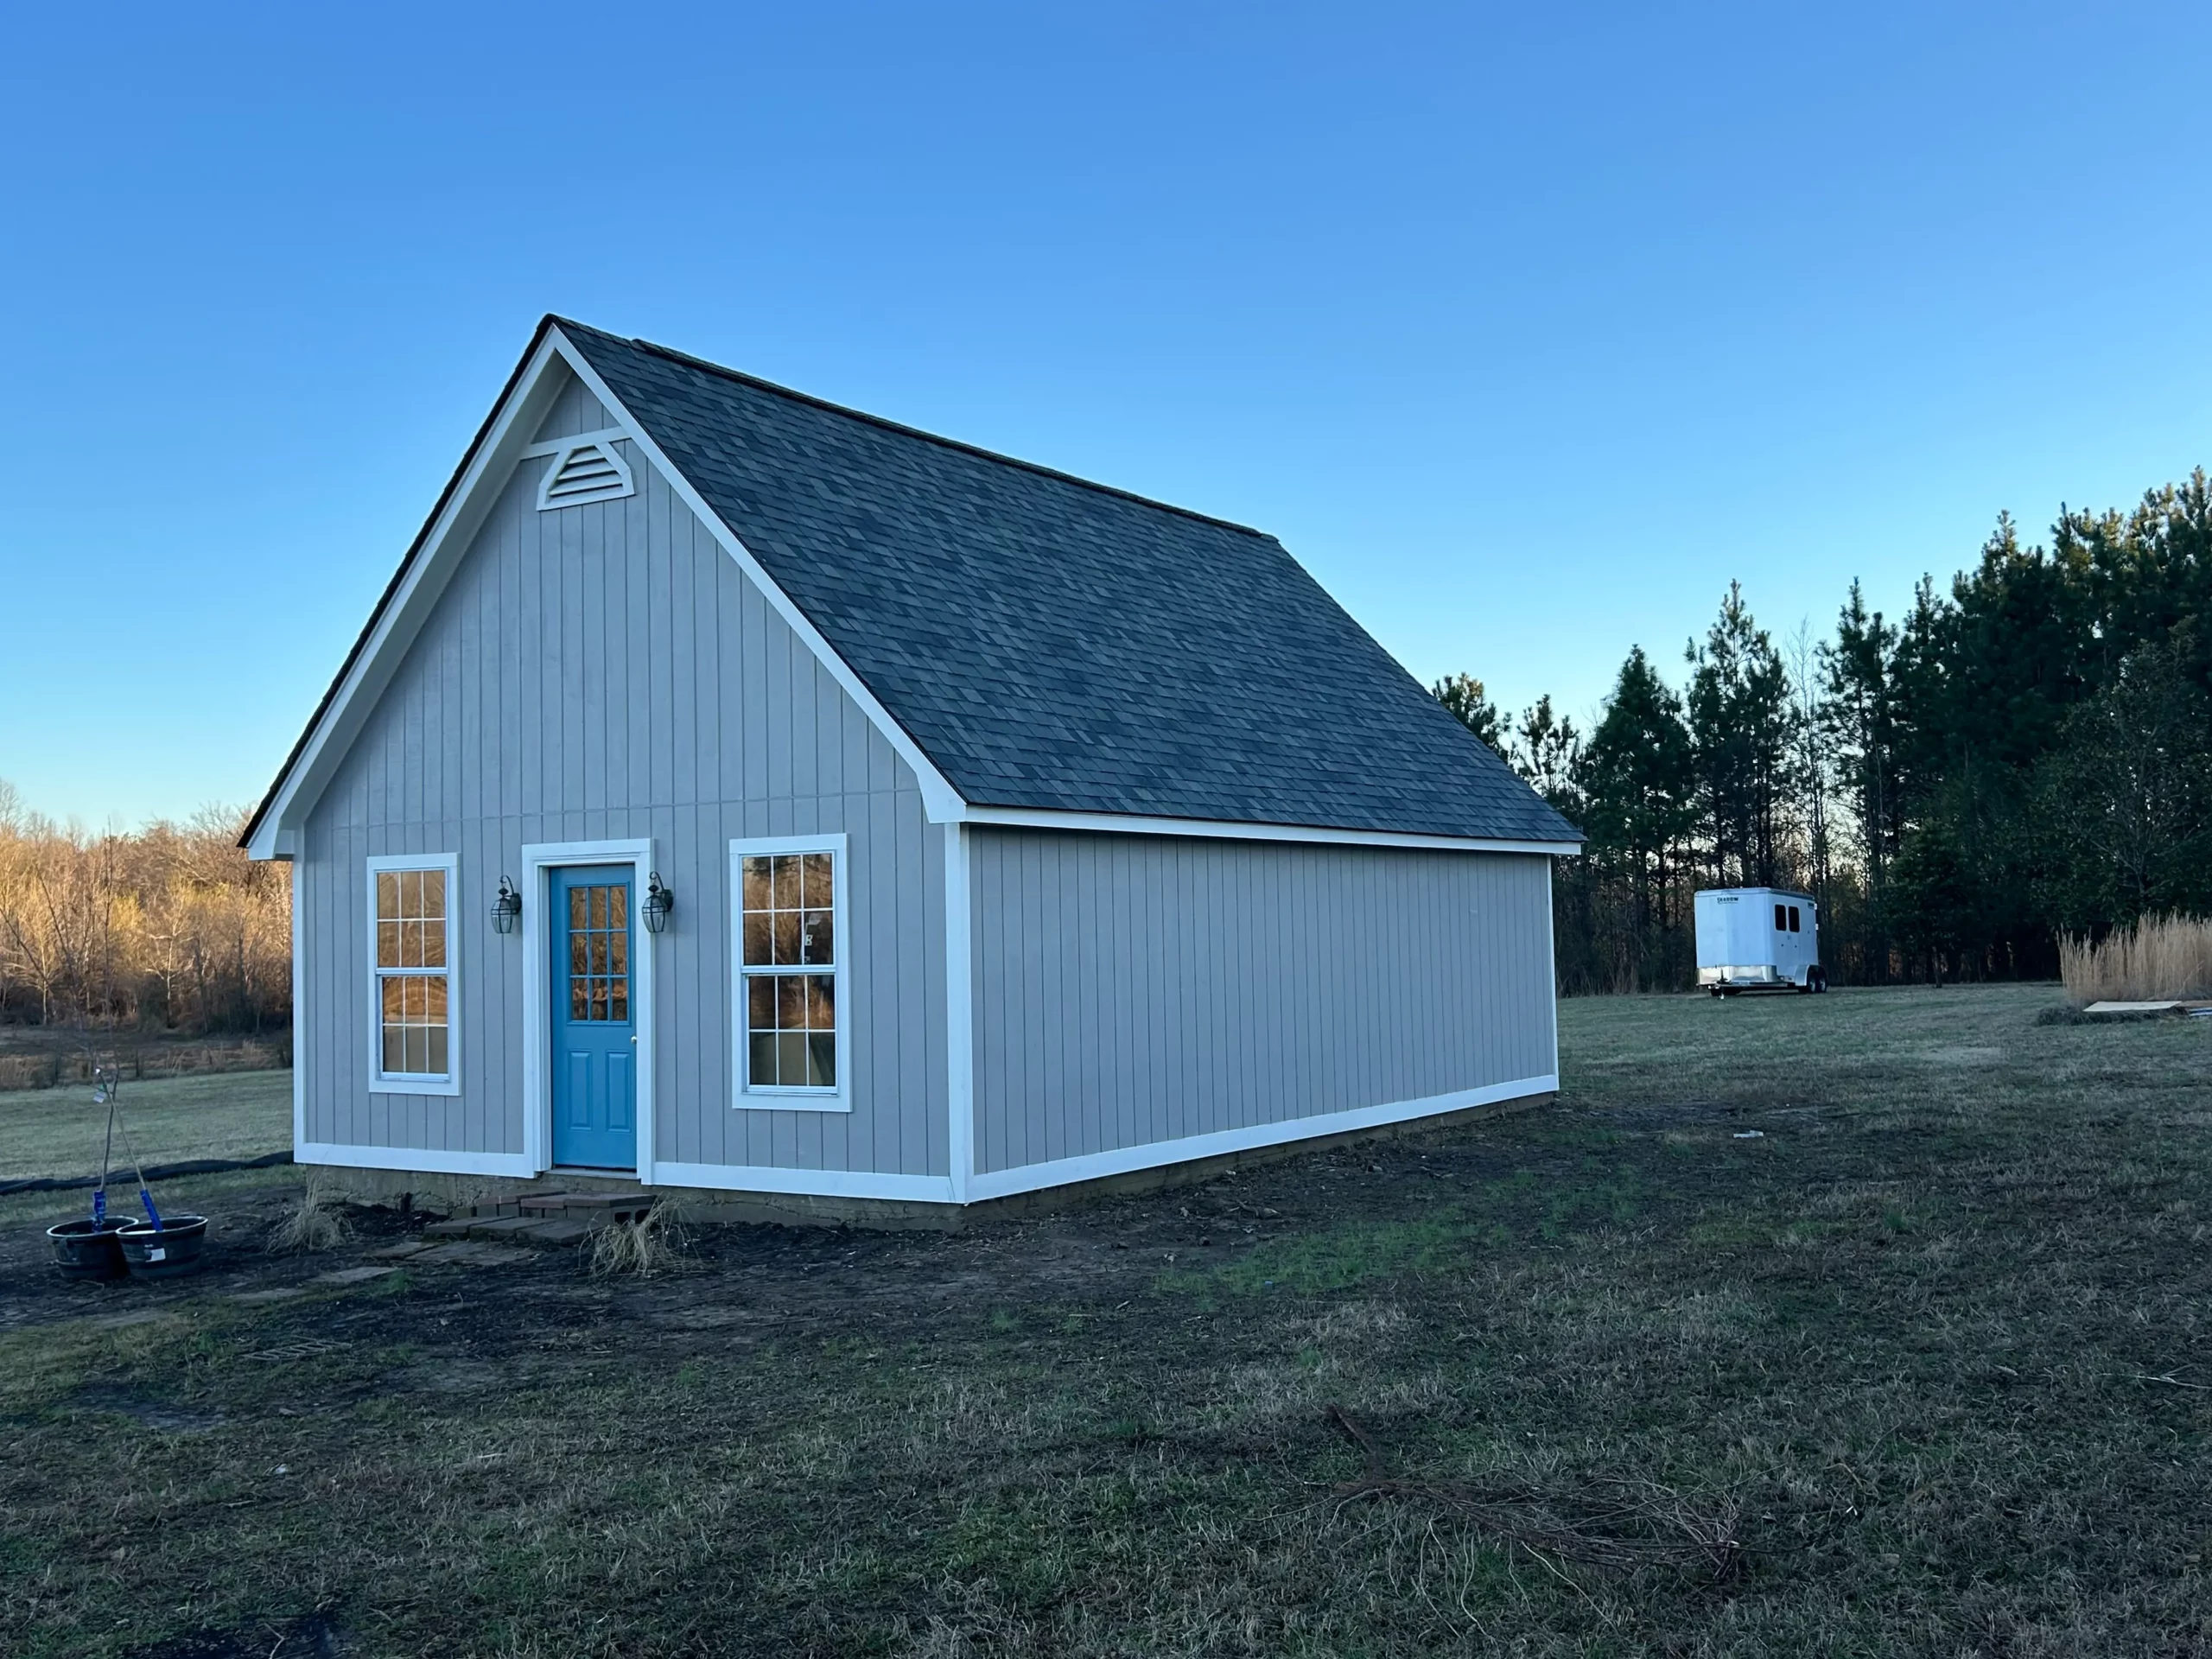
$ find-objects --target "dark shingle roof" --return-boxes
[559,320,1579,844]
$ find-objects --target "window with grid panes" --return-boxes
[374,867,451,1079]
[739,850,837,1090]
[567,882,630,1022]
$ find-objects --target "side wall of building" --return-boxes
[294,372,949,1180]
[965,829,1555,1179]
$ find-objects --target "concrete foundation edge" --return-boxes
[311,1087,1555,1232]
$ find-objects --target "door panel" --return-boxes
[550,867,637,1170]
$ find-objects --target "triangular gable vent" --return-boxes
[536,439,635,510]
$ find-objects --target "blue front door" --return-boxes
[550,867,636,1169]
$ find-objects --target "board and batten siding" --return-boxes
[296,373,948,1178]
[966,829,1555,1177]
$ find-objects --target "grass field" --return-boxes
[0,1070,292,1184]
[4,984,2211,1657]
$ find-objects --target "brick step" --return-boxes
[419,1211,616,1248]
[441,1191,656,1224]
[518,1192,643,1212]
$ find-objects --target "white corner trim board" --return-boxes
[962,1074,1559,1204]
[296,1141,538,1179]
[943,823,975,1203]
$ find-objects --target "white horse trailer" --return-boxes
[1694,887,1827,995]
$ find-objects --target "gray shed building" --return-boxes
[245,317,1580,1212]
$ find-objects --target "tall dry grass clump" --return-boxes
[589,1199,689,1277]
[2059,913,2212,1004]
[268,1173,354,1254]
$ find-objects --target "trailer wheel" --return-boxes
[1811,967,1828,994]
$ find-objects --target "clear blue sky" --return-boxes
[4,3,2208,828]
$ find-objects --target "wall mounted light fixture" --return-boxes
[642,872,674,934]
[491,875,522,935]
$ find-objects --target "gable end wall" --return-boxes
[296,392,949,1179]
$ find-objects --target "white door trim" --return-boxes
[520,838,658,1183]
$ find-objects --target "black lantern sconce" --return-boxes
[642,872,674,935]
[490,876,522,936]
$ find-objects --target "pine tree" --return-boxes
[1431,673,1506,758]
[1510,695,1582,817]
[1820,581,1903,977]
[1684,583,1796,887]
[1580,648,1695,987]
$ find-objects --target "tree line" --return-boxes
[0,784,290,1035]
[6,465,2206,1030]
[1440,469,2212,993]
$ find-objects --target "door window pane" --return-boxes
[563,883,631,1026]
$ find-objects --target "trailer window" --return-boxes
[1789,906,1802,932]
[1774,903,1787,931]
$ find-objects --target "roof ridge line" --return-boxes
[556,320,1274,540]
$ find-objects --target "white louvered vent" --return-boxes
[535,439,635,510]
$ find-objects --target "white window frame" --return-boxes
[728,832,851,1113]
[365,851,461,1097]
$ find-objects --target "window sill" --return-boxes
[369,1076,462,1098]
[734,1090,851,1115]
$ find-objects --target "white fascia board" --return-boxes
[647,1161,957,1204]
[548,329,970,824]
[245,335,576,861]
[962,1074,1556,1204]
[296,1141,539,1179]
[953,804,1580,856]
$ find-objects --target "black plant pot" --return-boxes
[118,1216,209,1279]
[48,1217,134,1281]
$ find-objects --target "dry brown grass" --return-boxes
[587,1198,687,1277]
[2058,912,2212,1002]
[265,1173,352,1254]
[16,982,2212,1657]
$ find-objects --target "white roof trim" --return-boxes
[249,323,1581,860]
[246,331,575,859]
[953,804,1580,855]
[548,330,970,824]
[247,327,971,859]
